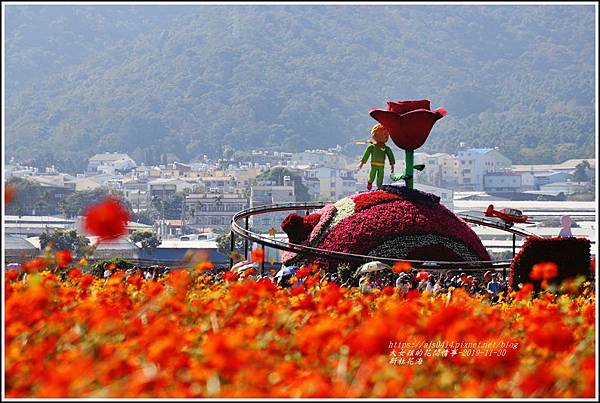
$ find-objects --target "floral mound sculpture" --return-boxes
[281,185,490,270]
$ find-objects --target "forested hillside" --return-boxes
[5,5,596,171]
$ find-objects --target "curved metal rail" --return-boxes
[230,202,539,270]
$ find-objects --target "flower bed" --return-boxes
[5,263,596,398]
[282,186,489,270]
[510,237,592,290]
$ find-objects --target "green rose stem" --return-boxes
[404,149,414,189]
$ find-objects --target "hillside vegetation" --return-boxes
[5,5,596,171]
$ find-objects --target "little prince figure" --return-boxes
[357,123,395,190]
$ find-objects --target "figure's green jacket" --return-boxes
[360,144,395,166]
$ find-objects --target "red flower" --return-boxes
[5,183,16,205]
[55,250,72,268]
[223,271,239,282]
[83,197,130,240]
[392,261,412,273]
[251,248,265,263]
[369,100,447,150]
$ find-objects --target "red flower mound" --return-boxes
[83,197,130,240]
[369,100,447,151]
[510,237,592,290]
[352,190,402,212]
[282,186,489,270]
[315,197,488,269]
[281,212,322,244]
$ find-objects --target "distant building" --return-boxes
[303,167,357,199]
[413,183,454,210]
[88,152,137,173]
[414,152,460,187]
[199,176,237,194]
[186,192,249,232]
[483,172,522,193]
[291,148,349,168]
[4,215,76,237]
[250,180,296,232]
[148,178,197,199]
[457,148,512,191]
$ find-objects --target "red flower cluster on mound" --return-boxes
[281,212,321,244]
[510,237,592,290]
[316,198,488,268]
[281,186,490,270]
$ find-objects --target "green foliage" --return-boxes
[572,161,591,183]
[215,231,244,257]
[337,263,355,286]
[6,177,45,215]
[39,229,91,257]
[59,188,110,218]
[132,210,155,225]
[129,230,161,250]
[5,5,595,165]
[59,188,132,218]
[150,192,185,220]
[90,257,134,277]
[257,167,311,202]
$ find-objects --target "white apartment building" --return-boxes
[303,167,357,199]
[457,148,512,191]
[290,148,350,168]
[413,152,460,187]
[250,180,296,232]
[186,192,249,231]
[88,152,137,173]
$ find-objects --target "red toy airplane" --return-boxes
[485,204,534,226]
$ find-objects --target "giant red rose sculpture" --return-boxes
[369,100,447,151]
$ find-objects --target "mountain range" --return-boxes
[4,4,596,171]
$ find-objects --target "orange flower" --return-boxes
[295,266,313,279]
[392,261,412,273]
[67,268,81,280]
[196,260,214,273]
[6,270,18,282]
[250,248,265,263]
[55,250,73,268]
[530,262,559,280]
[22,257,48,273]
[223,271,239,282]
[82,197,130,240]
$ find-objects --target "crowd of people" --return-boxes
[52,260,512,301]
[358,270,508,300]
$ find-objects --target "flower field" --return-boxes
[4,261,596,398]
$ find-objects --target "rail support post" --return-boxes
[229,230,235,269]
[512,233,516,258]
[261,245,266,275]
[244,217,249,260]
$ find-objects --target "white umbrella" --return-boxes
[357,261,390,274]
[232,262,259,274]
[275,265,298,278]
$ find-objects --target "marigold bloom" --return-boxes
[196,260,214,273]
[22,257,48,273]
[55,250,73,268]
[250,248,265,263]
[530,262,559,280]
[83,197,130,240]
[392,261,412,273]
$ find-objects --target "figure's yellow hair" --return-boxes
[370,123,389,144]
